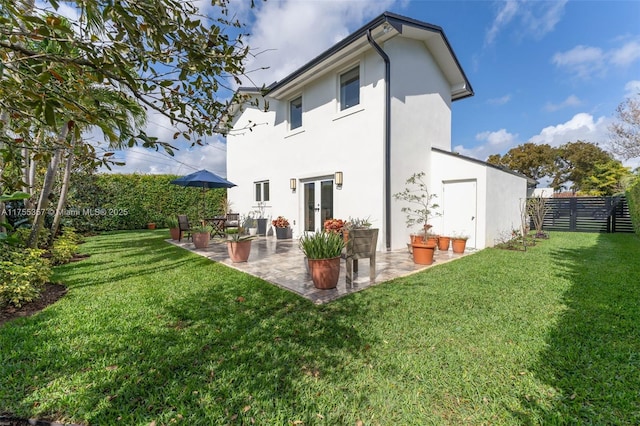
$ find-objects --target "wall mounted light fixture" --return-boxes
[290,178,297,192]
[335,171,343,188]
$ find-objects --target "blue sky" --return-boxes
[106,0,640,176]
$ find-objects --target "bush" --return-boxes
[65,173,226,232]
[0,247,52,308]
[50,228,80,265]
[627,176,640,236]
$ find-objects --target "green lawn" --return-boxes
[1,231,639,425]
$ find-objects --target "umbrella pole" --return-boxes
[202,185,206,219]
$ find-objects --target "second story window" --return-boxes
[340,66,360,110]
[289,96,302,130]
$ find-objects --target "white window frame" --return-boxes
[289,95,302,130]
[254,180,270,202]
[339,65,360,111]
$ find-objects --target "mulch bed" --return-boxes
[0,283,68,327]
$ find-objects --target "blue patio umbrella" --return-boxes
[170,169,236,216]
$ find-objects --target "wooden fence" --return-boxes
[532,195,634,233]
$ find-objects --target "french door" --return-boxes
[303,178,334,232]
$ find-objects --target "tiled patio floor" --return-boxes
[168,236,471,304]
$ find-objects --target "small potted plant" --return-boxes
[192,224,212,249]
[451,233,469,254]
[272,216,290,239]
[299,231,345,289]
[167,216,180,240]
[393,172,440,265]
[226,227,255,262]
[244,213,258,236]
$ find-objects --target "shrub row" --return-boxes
[64,173,226,232]
[626,176,640,236]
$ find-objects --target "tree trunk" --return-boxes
[50,134,76,240]
[0,111,8,232]
[27,123,69,248]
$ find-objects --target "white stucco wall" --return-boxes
[227,50,388,245]
[485,166,528,246]
[430,150,528,249]
[227,34,473,252]
[387,37,453,250]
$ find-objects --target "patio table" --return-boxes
[204,217,226,238]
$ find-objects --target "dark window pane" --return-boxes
[290,96,302,129]
[340,67,359,110]
[263,181,270,201]
[255,183,261,202]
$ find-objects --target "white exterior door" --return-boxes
[303,178,334,232]
[442,180,477,248]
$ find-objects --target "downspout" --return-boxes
[366,29,392,251]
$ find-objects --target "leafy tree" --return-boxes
[1,0,256,245]
[581,160,632,196]
[486,142,557,182]
[609,95,640,160]
[552,141,612,192]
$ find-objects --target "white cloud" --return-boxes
[485,1,519,45]
[485,0,567,46]
[237,0,401,86]
[102,140,228,176]
[529,112,609,147]
[544,94,582,112]
[454,129,518,160]
[625,80,640,97]
[553,38,640,80]
[487,94,512,105]
[610,40,640,66]
[552,45,605,79]
[456,112,611,163]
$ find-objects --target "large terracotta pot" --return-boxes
[438,236,451,251]
[452,238,467,254]
[193,232,210,249]
[169,227,180,241]
[307,256,341,289]
[227,240,252,263]
[412,241,436,265]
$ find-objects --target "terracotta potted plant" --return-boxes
[226,227,254,263]
[192,224,212,249]
[272,216,290,239]
[393,172,441,265]
[147,222,156,230]
[451,233,469,254]
[167,216,180,240]
[437,235,451,251]
[299,231,345,289]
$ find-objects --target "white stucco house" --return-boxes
[226,12,530,251]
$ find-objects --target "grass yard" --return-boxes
[1,231,639,425]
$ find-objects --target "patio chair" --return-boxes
[225,213,240,230]
[177,214,193,242]
[345,228,379,284]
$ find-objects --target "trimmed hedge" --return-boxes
[65,174,226,232]
[626,176,640,236]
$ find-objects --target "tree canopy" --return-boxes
[609,96,640,160]
[0,0,256,245]
[488,140,629,194]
